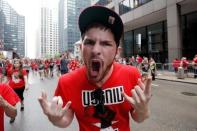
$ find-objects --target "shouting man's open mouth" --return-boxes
[90,60,101,78]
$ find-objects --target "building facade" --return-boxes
[17,15,25,57]
[93,0,197,63]
[0,10,5,50]
[40,4,59,58]
[0,0,25,57]
[58,0,91,54]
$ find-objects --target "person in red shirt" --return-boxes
[136,55,143,69]
[0,83,20,130]
[44,59,49,78]
[68,58,80,72]
[192,54,197,78]
[172,58,180,73]
[38,6,152,131]
[55,58,61,76]
[8,59,28,122]
[180,57,189,76]
[5,60,13,81]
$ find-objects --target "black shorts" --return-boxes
[13,86,25,101]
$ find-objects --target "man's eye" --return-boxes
[84,40,94,45]
[101,42,111,46]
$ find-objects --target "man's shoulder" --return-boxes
[59,67,86,82]
[114,62,139,73]
[0,83,16,97]
[0,83,8,91]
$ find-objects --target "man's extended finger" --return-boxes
[41,90,47,100]
[121,92,135,105]
[62,101,72,115]
[144,77,152,97]
[132,89,140,104]
[38,90,48,106]
[38,96,49,114]
[51,96,59,110]
[135,86,146,103]
[137,79,145,90]
[57,96,63,111]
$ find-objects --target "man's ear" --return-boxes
[79,44,82,50]
[115,47,122,58]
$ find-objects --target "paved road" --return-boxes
[132,80,197,131]
[5,72,197,131]
[5,73,79,131]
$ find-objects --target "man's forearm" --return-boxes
[48,109,74,128]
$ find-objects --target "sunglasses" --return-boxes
[92,88,116,129]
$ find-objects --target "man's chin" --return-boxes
[88,75,102,83]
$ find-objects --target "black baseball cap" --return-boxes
[78,6,124,46]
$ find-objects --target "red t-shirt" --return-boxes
[55,63,140,131]
[9,69,27,89]
[6,64,13,80]
[193,58,197,64]
[172,60,180,68]
[56,59,60,65]
[68,60,80,71]
[136,56,142,64]
[0,84,20,131]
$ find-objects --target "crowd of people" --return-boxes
[0,54,82,131]
[172,55,197,78]
[0,47,196,130]
[116,55,156,81]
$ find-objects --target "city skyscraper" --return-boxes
[58,0,91,54]
[0,10,5,50]
[17,15,25,57]
[40,0,59,58]
[0,0,25,57]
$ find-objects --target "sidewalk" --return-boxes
[156,71,197,84]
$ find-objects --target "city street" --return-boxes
[5,72,197,131]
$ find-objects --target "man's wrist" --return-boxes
[135,107,150,118]
[2,100,9,109]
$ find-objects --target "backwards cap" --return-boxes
[78,6,124,46]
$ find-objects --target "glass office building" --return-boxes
[181,11,197,59]
[0,10,5,49]
[0,0,25,57]
[97,0,197,63]
[58,0,91,53]
[40,5,59,58]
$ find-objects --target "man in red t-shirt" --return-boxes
[0,84,20,131]
[39,6,152,131]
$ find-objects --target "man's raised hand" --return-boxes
[38,91,71,123]
[122,77,152,122]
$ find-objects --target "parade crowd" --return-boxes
[0,52,197,130]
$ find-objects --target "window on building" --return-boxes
[123,30,134,57]
[119,0,152,15]
[119,0,133,15]
[147,22,167,63]
[123,21,168,63]
[182,11,197,59]
[134,27,147,56]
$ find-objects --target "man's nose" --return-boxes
[92,42,101,55]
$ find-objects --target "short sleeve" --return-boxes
[1,84,20,106]
[22,69,27,76]
[54,77,68,107]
